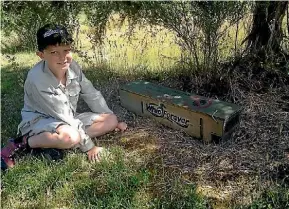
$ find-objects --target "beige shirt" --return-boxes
[18,60,113,152]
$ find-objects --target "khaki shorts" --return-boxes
[20,112,103,136]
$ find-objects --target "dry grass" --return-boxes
[84,64,289,208]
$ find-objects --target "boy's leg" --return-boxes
[28,125,81,149]
[85,113,118,138]
[1,125,81,170]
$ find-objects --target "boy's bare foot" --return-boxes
[115,122,127,132]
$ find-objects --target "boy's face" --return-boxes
[37,44,72,73]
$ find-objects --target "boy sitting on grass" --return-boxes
[1,24,127,170]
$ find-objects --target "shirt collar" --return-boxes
[43,61,78,87]
[66,65,78,80]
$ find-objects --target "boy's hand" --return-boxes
[87,146,104,162]
[115,122,127,132]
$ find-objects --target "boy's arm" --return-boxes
[26,80,95,152]
[79,72,113,114]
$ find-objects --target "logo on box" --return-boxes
[146,103,189,128]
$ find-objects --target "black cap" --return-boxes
[36,24,73,51]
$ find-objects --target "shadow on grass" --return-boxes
[1,64,29,145]
[88,128,208,209]
[1,145,207,209]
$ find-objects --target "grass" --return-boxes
[71,13,181,74]
[247,186,289,209]
[1,64,28,144]
[1,13,289,209]
[1,135,208,208]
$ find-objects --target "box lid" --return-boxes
[120,80,242,120]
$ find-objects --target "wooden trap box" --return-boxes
[119,81,242,142]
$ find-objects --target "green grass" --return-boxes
[1,64,29,144]
[70,13,181,73]
[245,185,289,209]
[1,147,208,209]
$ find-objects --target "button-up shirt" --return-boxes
[18,60,113,152]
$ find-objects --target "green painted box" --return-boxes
[119,80,242,142]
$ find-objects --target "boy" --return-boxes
[1,24,127,170]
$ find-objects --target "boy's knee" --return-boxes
[61,130,81,148]
[57,125,81,148]
[106,114,118,130]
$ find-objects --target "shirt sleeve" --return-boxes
[26,79,95,152]
[79,71,113,114]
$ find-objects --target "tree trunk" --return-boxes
[245,1,288,55]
